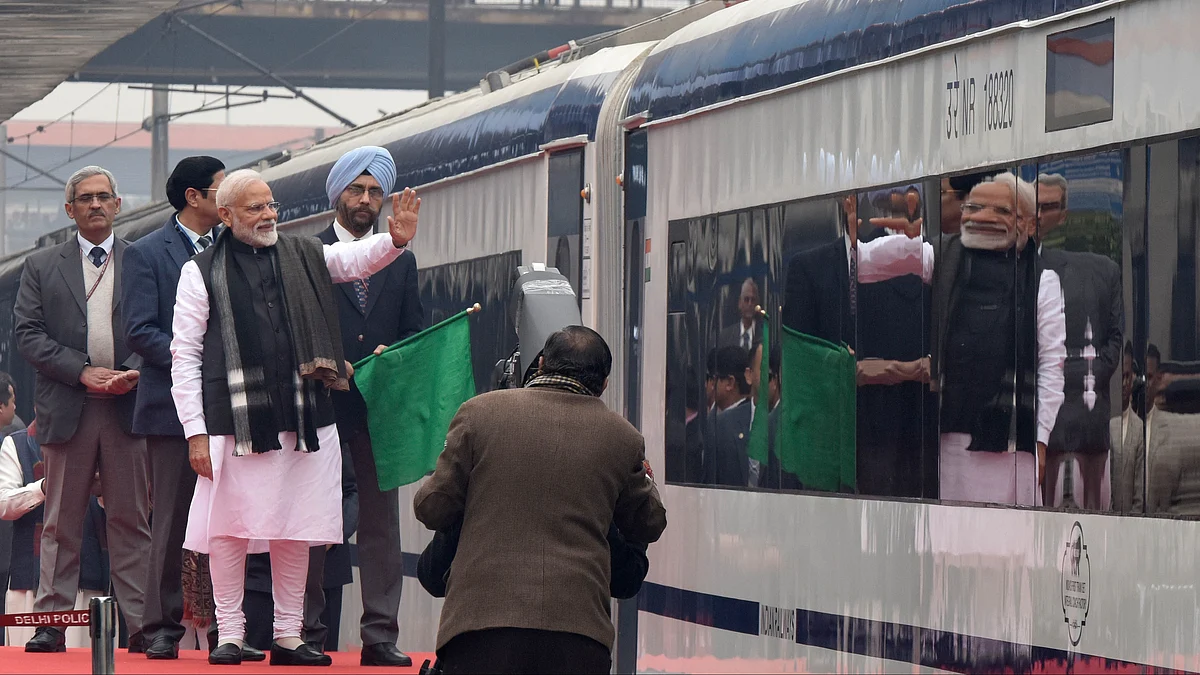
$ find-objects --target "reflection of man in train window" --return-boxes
[782,195,860,349]
[855,187,933,498]
[1036,172,1123,510]
[933,174,1066,506]
[1110,341,1144,513]
[718,278,762,351]
[1146,366,1200,516]
[664,369,705,485]
[703,346,752,487]
[757,345,798,490]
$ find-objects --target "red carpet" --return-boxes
[0,646,435,673]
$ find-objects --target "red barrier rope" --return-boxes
[0,609,90,627]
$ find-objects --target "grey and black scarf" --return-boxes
[525,373,595,397]
[210,229,348,456]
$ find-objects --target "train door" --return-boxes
[613,127,648,675]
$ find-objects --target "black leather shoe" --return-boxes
[145,635,179,659]
[241,644,266,662]
[361,642,413,667]
[24,626,66,653]
[270,641,332,666]
[127,631,146,654]
[209,642,243,665]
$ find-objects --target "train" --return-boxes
[2,0,1199,671]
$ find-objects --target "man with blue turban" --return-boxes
[310,146,424,666]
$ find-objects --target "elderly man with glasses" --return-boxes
[15,165,152,654]
[169,169,420,666]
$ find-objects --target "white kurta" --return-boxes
[171,233,406,551]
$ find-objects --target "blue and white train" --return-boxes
[4,0,1199,670]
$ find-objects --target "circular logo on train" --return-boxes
[1060,521,1091,646]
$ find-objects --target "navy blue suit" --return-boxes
[121,217,218,645]
[314,223,423,646]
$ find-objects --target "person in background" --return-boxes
[314,146,423,666]
[123,156,240,661]
[15,165,150,654]
[1111,341,1144,513]
[0,422,110,648]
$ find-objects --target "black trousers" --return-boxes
[438,628,610,675]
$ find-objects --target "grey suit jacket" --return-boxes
[1147,410,1200,516]
[14,237,141,445]
[1109,412,1144,513]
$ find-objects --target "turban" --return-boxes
[326,146,397,208]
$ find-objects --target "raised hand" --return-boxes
[388,187,421,248]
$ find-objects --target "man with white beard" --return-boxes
[849,173,1066,505]
[932,173,1066,505]
[170,169,420,666]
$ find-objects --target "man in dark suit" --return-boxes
[414,326,666,674]
[704,345,752,487]
[1037,173,1123,510]
[314,146,423,667]
[14,165,150,653]
[121,156,251,660]
[717,278,763,351]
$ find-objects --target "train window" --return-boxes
[547,149,584,303]
[1141,137,1200,518]
[1045,19,1115,132]
[853,185,934,499]
[1034,151,1128,512]
[934,167,1041,506]
[663,208,770,489]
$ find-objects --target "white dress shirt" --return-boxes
[175,216,219,253]
[856,234,1067,445]
[333,219,372,243]
[170,233,405,439]
[0,435,44,521]
[77,231,115,261]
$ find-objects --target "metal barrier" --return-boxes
[89,596,116,675]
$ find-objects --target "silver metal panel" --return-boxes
[0,1,180,123]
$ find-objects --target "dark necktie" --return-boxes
[196,234,212,252]
[848,247,858,318]
[354,277,370,313]
[88,246,106,268]
[742,331,750,351]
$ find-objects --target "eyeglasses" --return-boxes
[71,192,115,206]
[345,184,386,200]
[960,202,1015,218]
[239,201,281,216]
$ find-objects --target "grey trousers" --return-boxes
[345,429,403,646]
[34,398,150,633]
[141,435,199,643]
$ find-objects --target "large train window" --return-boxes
[1045,19,1114,132]
[1033,151,1130,512]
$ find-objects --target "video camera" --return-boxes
[493,263,580,390]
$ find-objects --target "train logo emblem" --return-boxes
[1060,521,1091,646]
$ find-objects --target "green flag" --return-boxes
[352,309,477,491]
[747,315,770,466]
[779,325,856,492]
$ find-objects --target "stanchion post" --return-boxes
[89,596,116,675]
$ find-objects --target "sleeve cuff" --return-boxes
[183,420,209,439]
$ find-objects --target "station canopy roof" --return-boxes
[0,0,181,124]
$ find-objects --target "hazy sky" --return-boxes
[12,81,432,129]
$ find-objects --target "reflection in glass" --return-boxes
[1144,138,1200,516]
[854,186,931,498]
[934,171,1064,507]
[1035,152,1124,511]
